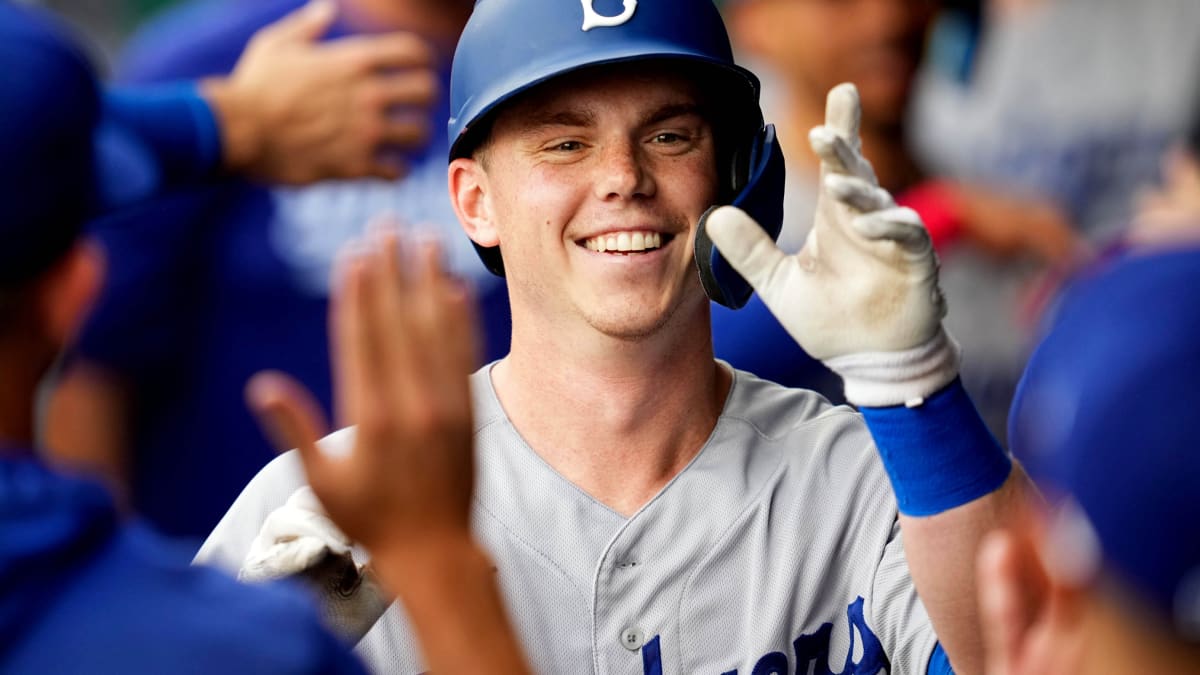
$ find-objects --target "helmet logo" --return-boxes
[580,0,637,31]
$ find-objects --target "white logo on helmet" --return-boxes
[580,0,637,31]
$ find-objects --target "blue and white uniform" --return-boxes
[198,365,938,675]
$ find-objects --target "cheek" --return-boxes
[489,166,581,248]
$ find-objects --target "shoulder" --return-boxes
[720,365,863,441]
[716,367,887,500]
[194,439,316,570]
[15,520,364,674]
[117,0,305,82]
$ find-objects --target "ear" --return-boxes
[34,240,105,344]
[977,510,1090,675]
[448,157,500,248]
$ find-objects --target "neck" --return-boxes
[0,344,46,455]
[493,297,731,516]
[785,90,922,193]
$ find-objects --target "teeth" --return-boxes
[582,231,663,253]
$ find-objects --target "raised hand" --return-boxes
[704,83,957,406]
[247,228,479,563]
[205,0,439,183]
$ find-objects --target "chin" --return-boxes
[584,287,706,342]
[586,307,675,342]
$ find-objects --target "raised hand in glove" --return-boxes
[705,83,959,407]
[239,486,390,644]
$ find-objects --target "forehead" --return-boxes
[491,63,709,133]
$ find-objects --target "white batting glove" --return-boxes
[705,83,959,407]
[240,486,390,644]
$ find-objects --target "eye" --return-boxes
[551,140,584,152]
[652,132,685,144]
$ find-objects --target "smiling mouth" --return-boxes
[579,230,673,254]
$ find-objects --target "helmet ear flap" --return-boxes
[695,124,786,309]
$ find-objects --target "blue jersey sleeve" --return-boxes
[94,83,222,210]
[927,643,954,675]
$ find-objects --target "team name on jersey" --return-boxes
[640,597,888,675]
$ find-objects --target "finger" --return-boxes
[330,245,370,427]
[378,118,431,150]
[850,207,931,250]
[370,229,424,389]
[366,158,406,181]
[809,126,876,182]
[371,70,439,109]
[977,530,1023,675]
[325,32,435,74]
[261,0,336,43]
[408,239,457,388]
[825,173,895,212]
[824,83,862,149]
[441,278,481,380]
[704,206,789,292]
[246,371,330,472]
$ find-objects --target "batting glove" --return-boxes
[240,486,390,644]
[705,83,959,407]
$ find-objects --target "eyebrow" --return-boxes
[522,109,597,131]
[639,103,705,127]
[520,101,706,134]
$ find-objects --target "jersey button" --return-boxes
[620,628,644,651]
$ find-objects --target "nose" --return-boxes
[593,139,655,202]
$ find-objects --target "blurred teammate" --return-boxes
[45,0,496,543]
[976,245,1200,674]
[0,5,368,672]
[200,1,1037,673]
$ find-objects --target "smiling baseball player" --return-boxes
[196,1,1033,673]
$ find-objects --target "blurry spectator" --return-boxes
[914,0,1200,242]
[44,0,499,547]
[910,0,1199,439]
[977,245,1200,674]
[715,0,1082,434]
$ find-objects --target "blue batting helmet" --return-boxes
[1010,247,1200,638]
[448,0,785,309]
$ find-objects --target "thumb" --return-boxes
[704,206,788,292]
[977,530,1025,675]
[264,0,336,43]
[246,371,331,469]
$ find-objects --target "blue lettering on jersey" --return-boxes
[716,597,889,675]
[642,635,663,675]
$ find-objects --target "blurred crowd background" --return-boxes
[19,0,1200,549]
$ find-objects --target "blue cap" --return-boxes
[0,3,100,287]
[448,0,760,161]
[1010,247,1200,638]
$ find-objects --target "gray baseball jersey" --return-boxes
[197,363,938,674]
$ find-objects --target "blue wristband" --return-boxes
[859,378,1011,516]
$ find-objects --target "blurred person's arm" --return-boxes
[197,0,436,184]
[99,0,438,210]
[897,180,1086,266]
